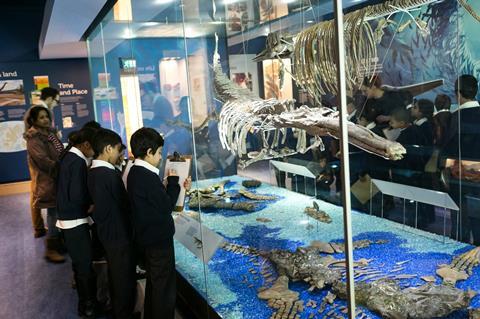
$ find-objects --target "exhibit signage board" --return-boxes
[0,59,94,183]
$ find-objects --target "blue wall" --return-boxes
[0,59,95,184]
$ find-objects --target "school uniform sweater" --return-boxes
[88,161,133,244]
[127,165,180,248]
[443,102,480,161]
[56,150,91,221]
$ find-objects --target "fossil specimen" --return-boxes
[238,189,277,201]
[258,275,299,302]
[449,247,480,276]
[256,217,272,223]
[222,242,259,256]
[420,276,436,283]
[333,279,476,319]
[242,179,262,188]
[309,239,387,254]
[188,179,231,196]
[304,201,332,223]
[213,37,406,168]
[211,0,461,168]
[435,247,480,285]
[264,246,342,290]
[436,266,469,286]
[188,193,257,211]
[470,308,480,319]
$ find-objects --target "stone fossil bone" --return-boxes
[257,275,299,302]
[304,201,332,223]
[333,279,476,319]
[238,189,277,201]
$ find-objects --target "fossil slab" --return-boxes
[257,275,299,302]
[242,180,262,188]
[238,189,277,201]
[334,279,475,319]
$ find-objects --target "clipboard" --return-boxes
[164,152,192,212]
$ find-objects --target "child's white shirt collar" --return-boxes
[69,147,88,165]
[134,159,160,175]
[91,159,115,170]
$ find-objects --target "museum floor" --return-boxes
[0,192,186,319]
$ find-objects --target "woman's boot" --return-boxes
[45,237,66,263]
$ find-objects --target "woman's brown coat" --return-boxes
[24,127,61,209]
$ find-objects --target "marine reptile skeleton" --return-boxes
[213,0,463,167]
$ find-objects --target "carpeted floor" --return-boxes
[0,193,77,319]
[0,193,187,319]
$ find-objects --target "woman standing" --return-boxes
[24,106,65,263]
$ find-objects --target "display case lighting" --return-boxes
[123,29,134,39]
[143,22,160,26]
[156,0,174,4]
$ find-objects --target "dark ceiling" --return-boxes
[2,0,47,11]
[0,0,48,61]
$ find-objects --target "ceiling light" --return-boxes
[156,0,174,4]
[307,20,314,23]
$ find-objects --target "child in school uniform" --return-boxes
[411,99,436,225]
[127,127,191,319]
[389,107,423,181]
[56,127,96,319]
[87,128,136,319]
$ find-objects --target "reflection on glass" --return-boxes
[262,58,292,99]
[119,74,143,150]
[114,0,133,21]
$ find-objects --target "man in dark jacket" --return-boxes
[442,75,480,243]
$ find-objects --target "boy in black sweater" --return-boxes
[87,129,136,319]
[56,128,96,318]
[127,128,191,319]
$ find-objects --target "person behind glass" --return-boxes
[24,106,65,262]
[411,99,434,146]
[127,128,191,319]
[430,94,452,193]
[389,107,424,185]
[360,75,405,127]
[357,103,385,138]
[442,75,480,244]
[358,104,394,213]
[308,152,334,201]
[411,99,436,226]
[346,96,358,124]
[433,94,452,148]
[87,129,136,319]
[56,128,97,318]
[24,87,61,238]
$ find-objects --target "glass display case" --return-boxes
[86,0,480,317]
